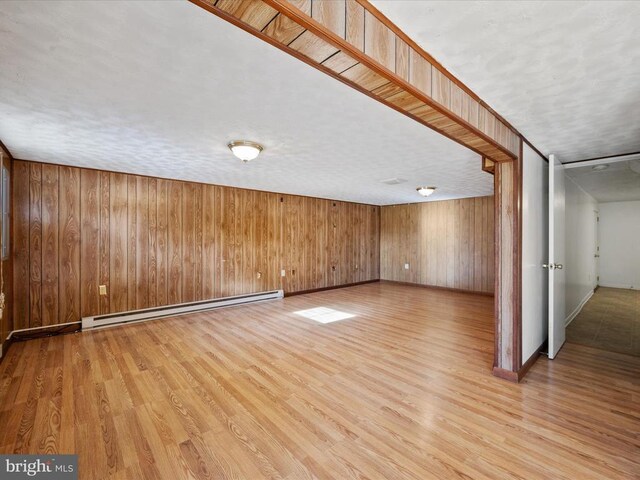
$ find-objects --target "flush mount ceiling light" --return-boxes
[591,164,609,171]
[228,140,263,163]
[416,186,436,197]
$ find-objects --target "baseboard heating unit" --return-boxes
[82,290,284,330]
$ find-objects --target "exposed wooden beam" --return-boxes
[190,0,519,163]
[482,157,495,175]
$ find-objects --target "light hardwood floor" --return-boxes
[1,283,638,479]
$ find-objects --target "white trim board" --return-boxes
[83,290,284,330]
[565,289,594,326]
[598,283,639,291]
[7,320,81,339]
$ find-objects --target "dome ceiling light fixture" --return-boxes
[228,140,263,163]
[591,164,609,171]
[416,186,436,197]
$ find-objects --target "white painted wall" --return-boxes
[565,176,598,323]
[521,144,549,364]
[598,201,640,290]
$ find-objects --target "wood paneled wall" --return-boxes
[0,147,11,350]
[380,196,494,294]
[12,160,380,330]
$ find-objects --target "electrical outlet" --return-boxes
[404,263,410,270]
[99,285,107,296]
[281,269,286,277]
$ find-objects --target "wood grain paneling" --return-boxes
[80,169,99,318]
[432,68,451,109]
[493,153,523,375]
[156,179,169,306]
[59,167,80,324]
[99,171,110,315]
[289,30,338,63]
[380,196,494,294]
[135,176,149,309]
[12,160,380,327]
[345,0,365,51]
[12,162,30,330]
[41,165,59,326]
[28,164,42,327]
[395,37,409,82]
[409,48,431,97]
[311,0,345,38]
[364,10,395,71]
[0,148,13,347]
[109,173,128,314]
[215,0,278,30]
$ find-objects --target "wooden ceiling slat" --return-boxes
[341,63,389,91]
[289,30,339,63]
[371,82,404,99]
[215,0,278,30]
[384,91,424,111]
[263,14,305,44]
[321,51,358,73]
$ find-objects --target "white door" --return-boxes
[593,210,599,288]
[548,154,566,359]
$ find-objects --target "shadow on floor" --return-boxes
[566,287,640,357]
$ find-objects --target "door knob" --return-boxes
[543,264,550,269]
[555,263,563,270]
[594,254,600,258]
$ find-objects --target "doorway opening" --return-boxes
[561,155,640,357]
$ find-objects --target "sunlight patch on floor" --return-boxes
[294,307,355,323]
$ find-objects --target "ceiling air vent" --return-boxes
[380,177,407,185]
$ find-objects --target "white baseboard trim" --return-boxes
[83,290,284,330]
[7,320,81,340]
[565,289,594,326]
[597,282,638,290]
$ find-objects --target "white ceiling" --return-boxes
[372,0,640,162]
[0,0,493,206]
[565,157,640,203]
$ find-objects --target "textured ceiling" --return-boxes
[565,158,640,203]
[0,0,492,206]
[371,0,640,162]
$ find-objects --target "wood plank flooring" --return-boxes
[567,287,639,356]
[1,283,638,479]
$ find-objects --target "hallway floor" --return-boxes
[566,287,640,356]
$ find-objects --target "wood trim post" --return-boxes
[492,139,523,382]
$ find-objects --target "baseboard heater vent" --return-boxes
[82,290,284,330]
